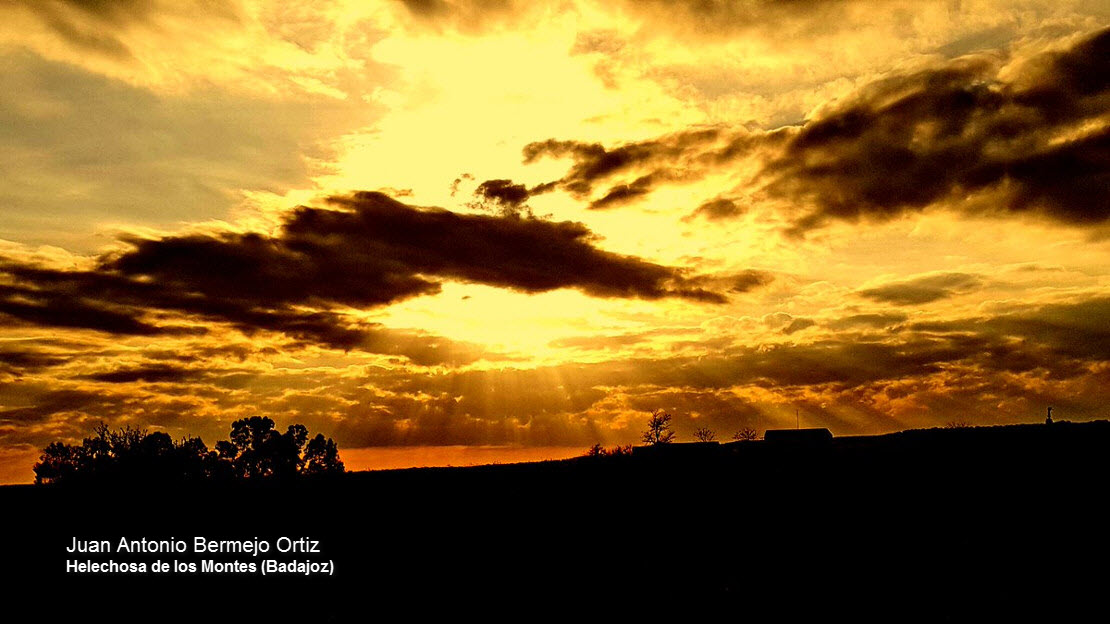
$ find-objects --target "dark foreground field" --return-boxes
[5,421,1109,619]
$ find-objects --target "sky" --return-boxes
[1,0,1108,483]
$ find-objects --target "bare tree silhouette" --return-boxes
[694,427,717,442]
[642,410,676,445]
[732,427,759,441]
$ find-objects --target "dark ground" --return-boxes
[5,421,1108,619]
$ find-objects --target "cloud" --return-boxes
[859,273,984,305]
[0,388,105,424]
[684,197,745,221]
[391,0,550,35]
[0,50,385,252]
[520,128,762,209]
[764,27,1110,232]
[827,313,908,330]
[473,178,530,208]
[5,0,240,59]
[548,333,649,350]
[0,192,725,356]
[0,280,169,336]
[729,270,775,293]
[0,347,69,372]
[507,28,1109,233]
[84,363,198,384]
[6,295,1110,451]
[614,0,869,39]
[588,175,656,210]
[391,0,904,39]
[782,317,816,335]
[912,296,1110,365]
[469,178,548,217]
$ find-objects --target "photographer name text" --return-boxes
[65,536,334,576]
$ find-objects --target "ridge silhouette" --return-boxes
[7,419,1108,619]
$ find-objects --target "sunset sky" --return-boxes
[1,0,1108,483]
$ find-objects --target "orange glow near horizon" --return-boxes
[339,446,587,473]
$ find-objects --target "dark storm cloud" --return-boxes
[588,175,656,210]
[628,269,773,302]
[317,192,724,301]
[512,29,1109,230]
[0,281,167,335]
[469,178,557,218]
[0,260,492,363]
[521,128,759,209]
[0,347,69,371]
[0,192,724,355]
[84,364,196,384]
[473,178,530,209]
[765,27,1110,231]
[684,197,745,221]
[522,137,676,197]
[911,296,1110,364]
[858,273,983,305]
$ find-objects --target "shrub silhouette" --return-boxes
[732,427,760,441]
[583,443,634,457]
[33,418,343,485]
[694,427,716,442]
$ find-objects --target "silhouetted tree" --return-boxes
[219,417,309,479]
[583,443,634,457]
[33,424,211,484]
[303,434,345,475]
[732,427,759,441]
[694,427,716,442]
[33,419,344,484]
[642,410,676,445]
[33,441,81,484]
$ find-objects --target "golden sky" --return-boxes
[1,0,1108,483]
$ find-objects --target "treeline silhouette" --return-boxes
[33,416,343,485]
